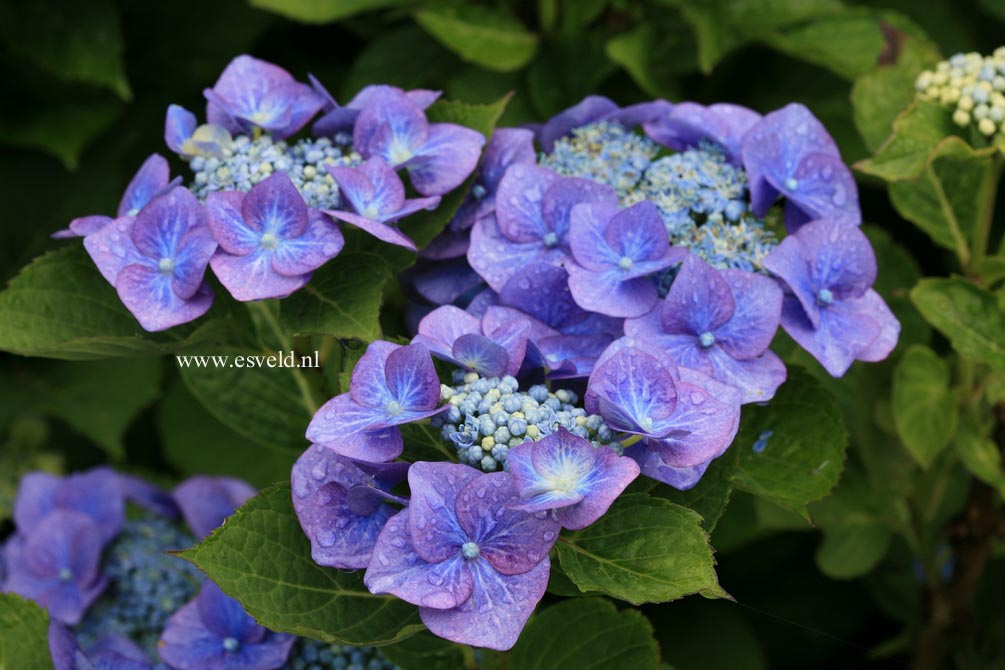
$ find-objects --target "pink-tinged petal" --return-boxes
[495,165,561,243]
[386,195,441,223]
[415,305,482,359]
[566,264,660,318]
[206,190,259,254]
[796,218,877,298]
[661,254,735,335]
[538,95,619,151]
[467,214,550,291]
[714,269,783,359]
[541,177,619,240]
[852,289,900,362]
[407,462,479,563]
[452,334,509,377]
[555,451,638,530]
[260,81,325,140]
[568,201,622,271]
[624,309,709,373]
[326,210,417,251]
[782,153,860,229]
[118,154,170,217]
[242,172,309,238]
[705,347,787,404]
[585,347,679,437]
[64,214,113,237]
[624,444,710,490]
[360,157,407,215]
[207,55,295,116]
[173,476,254,539]
[384,343,441,410]
[349,340,398,408]
[353,89,429,160]
[408,123,486,196]
[117,264,213,332]
[480,128,536,190]
[644,101,761,163]
[364,509,474,609]
[270,212,344,277]
[83,216,143,285]
[326,163,375,215]
[12,472,61,532]
[210,250,309,301]
[171,225,217,300]
[780,296,881,377]
[483,316,531,376]
[763,233,818,328]
[165,104,197,154]
[306,393,403,461]
[130,187,206,260]
[649,377,741,468]
[420,557,550,651]
[455,472,559,575]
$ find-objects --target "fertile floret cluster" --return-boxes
[542,121,659,197]
[75,515,202,654]
[432,371,620,472]
[189,134,360,209]
[284,639,397,670]
[916,47,1005,137]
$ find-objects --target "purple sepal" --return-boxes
[537,96,673,152]
[643,102,761,164]
[172,476,255,539]
[14,468,125,544]
[49,621,153,670]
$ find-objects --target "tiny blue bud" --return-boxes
[698,331,716,348]
[461,542,480,559]
[785,177,799,191]
[542,232,559,247]
[816,288,834,306]
[223,637,240,652]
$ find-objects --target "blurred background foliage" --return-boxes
[2,0,1005,668]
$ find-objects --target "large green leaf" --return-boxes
[340,25,456,101]
[0,246,246,359]
[733,367,848,518]
[892,345,958,468]
[0,99,123,170]
[159,381,299,489]
[955,418,1005,495]
[280,252,391,341]
[762,9,886,80]
[248,0,414,23]
[0,0,130,98]
[179,483,424,645]
[554,493,725,605]
[854,99,957,182]
[0,594,50,670]
[604,22,691,100]
[510,598,660,670]
[810,466,892,579]
[414,6,538,72]
[910,277,1005,369]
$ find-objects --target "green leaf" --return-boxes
[280,252,391,341]
[380,632,466,670]
[910,277,1005,369]
[179,483,423,645]
[0,99,123,170]
[0,0,130,98]
[851,31,941,152]
[656,445,738,532]
[555,493,725,605]
[340,25,456,101]
[761,10,886,80]
[955,419,1005,495]
[863,225,929,349]
[892,345,958,468]
[733,367,848,518]
[0,246,247,359]
[974,255,1005,286]
[605,23,688,100]
[38,358,162,458]
[510,598,660,670]
[159,381,299,489]
[886,137,997,251]
[399,421,457,463]
[414,6,538,72]
[854,99,957,181]
[248,0,414,23]
[811,466,892,579]
[0,594,50,670]
[527,33,615,118]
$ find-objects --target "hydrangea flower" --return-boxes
[763,218,900,377]
[158,581,295,670]
[507,427,639,530]
[306,342,445,461]
[54,154,179,238]
[203,55,324,141]
[3,510,108,625]
[565,200,687,317]
[14,468,125,544]
[50,621,153,670]
[535,95,672,152]
[915,47,1005,137]
[172,476,256,539]
[364,463,558,650]
[310,79,440,137]
[351,87,485,196]
[585,338,741,486]
[625,253,787,403]
[413,305,531,377]
[467,166,618,291]
[741,103,860,230]
[206,172,344,300]
[643,102,761,164]
[325,158,440,251]
[291,445,409,570]
[165,104,233,159]
[84,187,216,331]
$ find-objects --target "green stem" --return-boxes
[971,155,1002,269]
[247,301,322,414]
[926,163,971,271]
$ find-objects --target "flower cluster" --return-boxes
[916,47,1005,137]
[59,54,484,331]
[2,468,385,670]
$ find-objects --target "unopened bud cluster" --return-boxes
[916,48,1005,137]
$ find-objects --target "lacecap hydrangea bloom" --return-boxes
[4,467,394,670]
[60,54,484,331]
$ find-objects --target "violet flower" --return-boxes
[49,621,152,670]
[325,158,440,251]
[158,581,295,670]
[763,218,900,377]
[203,55,324,141]
[507,427,639,530]
[164,104,233,159]
[291,446,409,569]
[84,187,216,331]
[14,468,124,544]
[741,103,860,230]
[643,101,761,165]
[172,476,256,540]
[306,341,446,462]
[413,305,531,377]
[309,79,440,138]
[206,172,344,300]
[566,200,687,317]
[625,253,787,404]
[467,167,619,292]
[364,462,558,650]
[352,87,485,196]
[536,95,673,152]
